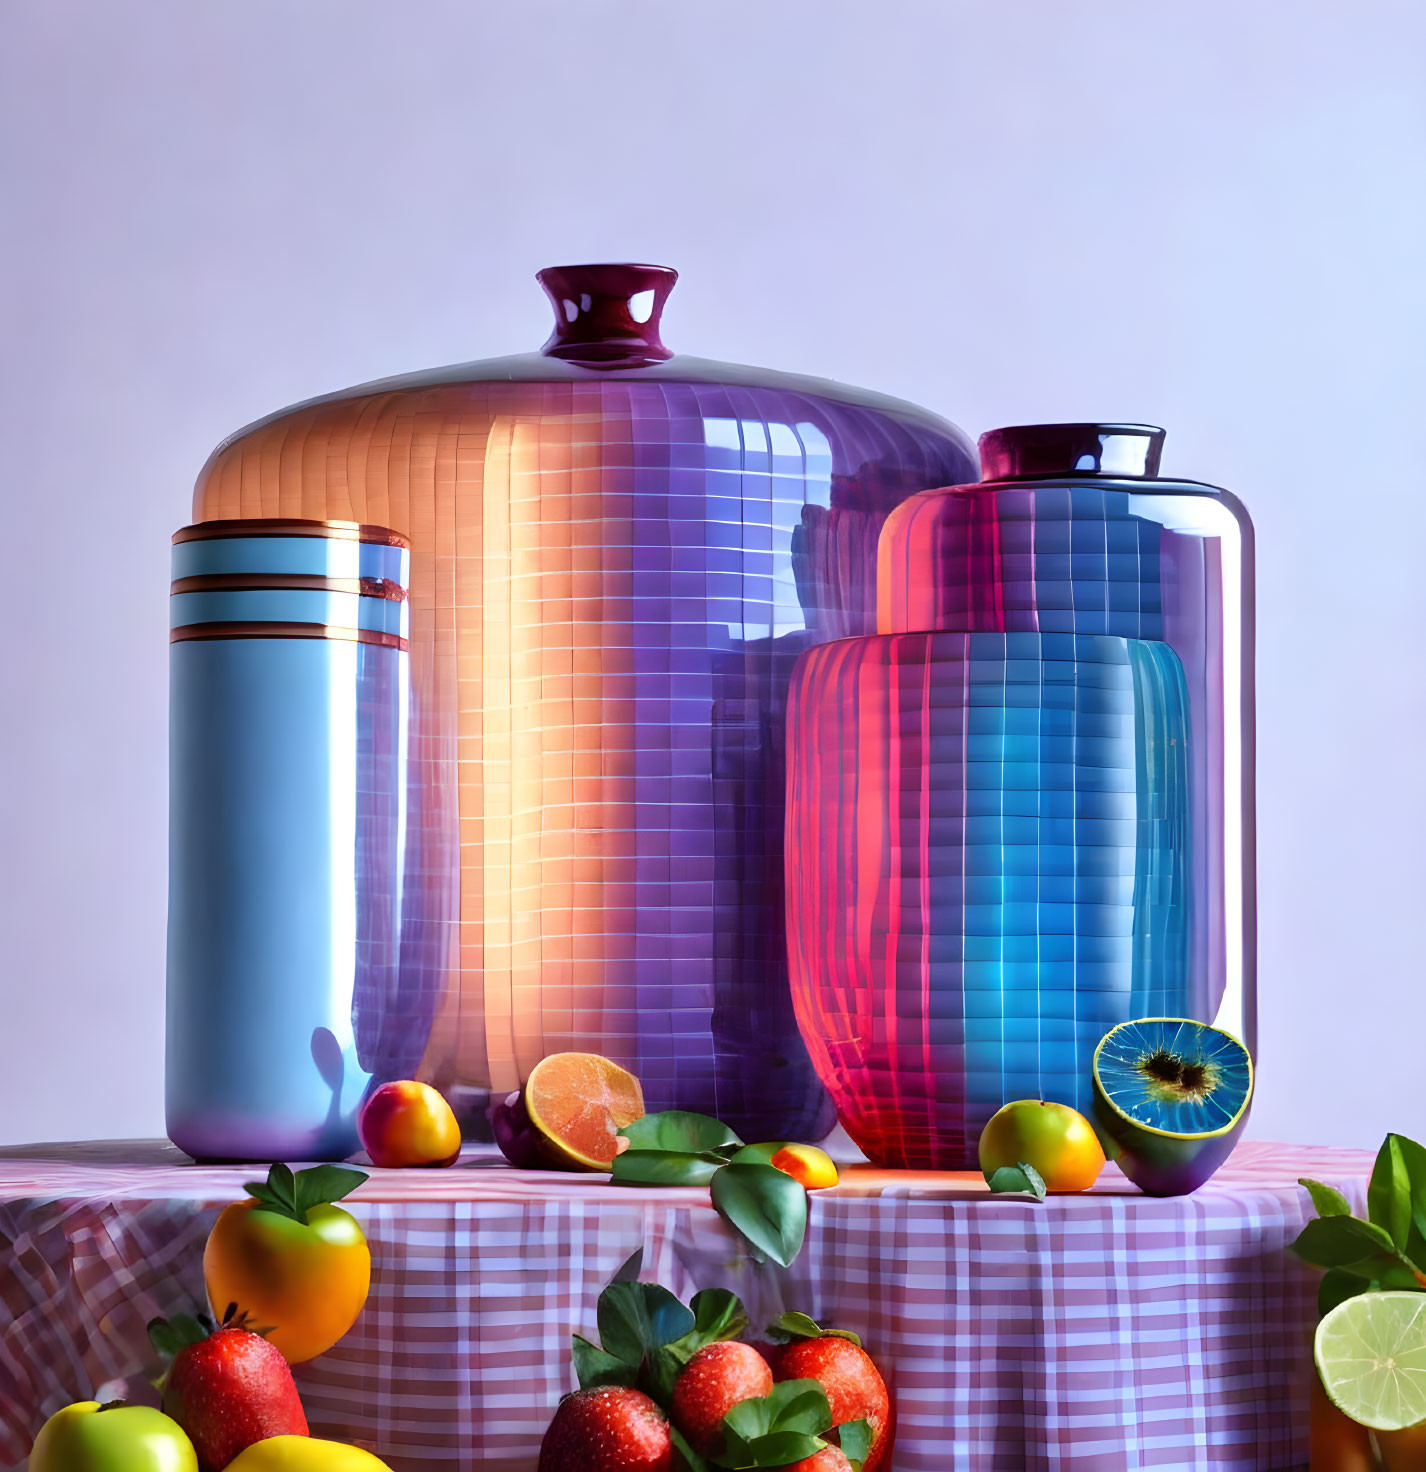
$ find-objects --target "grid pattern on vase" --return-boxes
[194,375,974,1138]
[782,465,1252,1166]
[786,630,1191,1168]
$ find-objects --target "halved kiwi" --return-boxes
[1091,1018,1253,1196]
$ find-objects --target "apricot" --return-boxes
[358,1080,461,1169]
[770,1144,839,1190]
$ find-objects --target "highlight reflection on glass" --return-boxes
[785,425,1255,1168]
[190,264,978,1140]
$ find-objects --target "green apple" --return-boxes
[30,1400,198,1472]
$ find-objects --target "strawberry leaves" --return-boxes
[598,1281,694,1366]
[689,1288,750,1347]
[838,1418,874,1467]
[570,1334,637,1390]
[146,1312,210,1361]
[147,1301,275,1383]
[766,1311,862,1347]
[565,1259,876,1471]
[570,1250,748,1403]
[712,1380,872,1469]
[243,1163,368,1225]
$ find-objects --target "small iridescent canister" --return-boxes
[166,518,419,1161]
[785,425,1255,1168]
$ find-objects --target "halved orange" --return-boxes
[523,1053,645,1171]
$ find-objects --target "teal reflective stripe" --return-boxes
[171,537,407,586]
[170,588,408,636]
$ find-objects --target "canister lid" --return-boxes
[170,518,409,648]
[536,263,677,368]
[978,424,1165,482]
[877,427,1171,639]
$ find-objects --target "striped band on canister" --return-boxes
[166,518,430,1162]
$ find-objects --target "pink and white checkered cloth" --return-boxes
[0,1139,1369,1471]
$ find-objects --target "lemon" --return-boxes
[226,1436,392,1471]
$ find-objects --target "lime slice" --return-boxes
[1315,1291,1426,1431]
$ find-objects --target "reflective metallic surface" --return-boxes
[786,425,1255,1167]
[166,521,425,1161]
[191,264,977,1139]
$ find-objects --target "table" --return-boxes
[0,1139,1370,1471]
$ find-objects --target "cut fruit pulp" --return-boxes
[1315,1291,1426,1433]
[523,1052,646,1171]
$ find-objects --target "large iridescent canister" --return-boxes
[785,425,1256,1168]
[189,264,977,1140]
[166,518,429,1161]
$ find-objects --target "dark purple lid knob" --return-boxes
[979,423,1166,481]
[537,263,677,367]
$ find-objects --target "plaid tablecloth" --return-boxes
[0,1139,1370,1472]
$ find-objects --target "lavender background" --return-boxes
[2,1,1423,1148]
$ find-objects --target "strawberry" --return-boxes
[785,1450,853,1472]
[745,1340,785,1377]
[161,1325,308,1471]
[538,1387,672,1472]
[776,1336,892,1472]
[670,1341,773,1455]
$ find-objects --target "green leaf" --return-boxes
[686,1288,748,1348]
[611,1151,726,1187]
[1300,1177,1353,1219]
[770,1310,824,1341]
[571,1333,637,1390]
[242,1163,366,1225]
[596,1282,653,1365]
[1368,1137,1412,1248]
[645,1343,687,1405]
[670,1425,711,1472]
[711,1163,808,1268]
[723,1379,832,1441]
[746,1431,826,1465]
[613,1248,643,1283]
[650,1289,749,1402]
[642,1284,697,1348]
[1317,1268,1365,1319]
[1354,1259,1426,1290]
[1290,1214,1397,1268]
[838,1418,874,1469]
[715,1424,757,1469]
[146,1314,208,1360]
[985,1163,1047,1201]
[596,1280,696,1365]
[1385,1134,1426,1252]
[619,1111,743,1154]
[766,1310,861,1347]
[727,1142,787,1166]
[722,1392,774,1441]
[766,1387,833,1436]
[244,1163,301,1220]
[293,1164,367,1215]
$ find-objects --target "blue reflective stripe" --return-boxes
[170,589,408,635]
[171,537,407,586]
